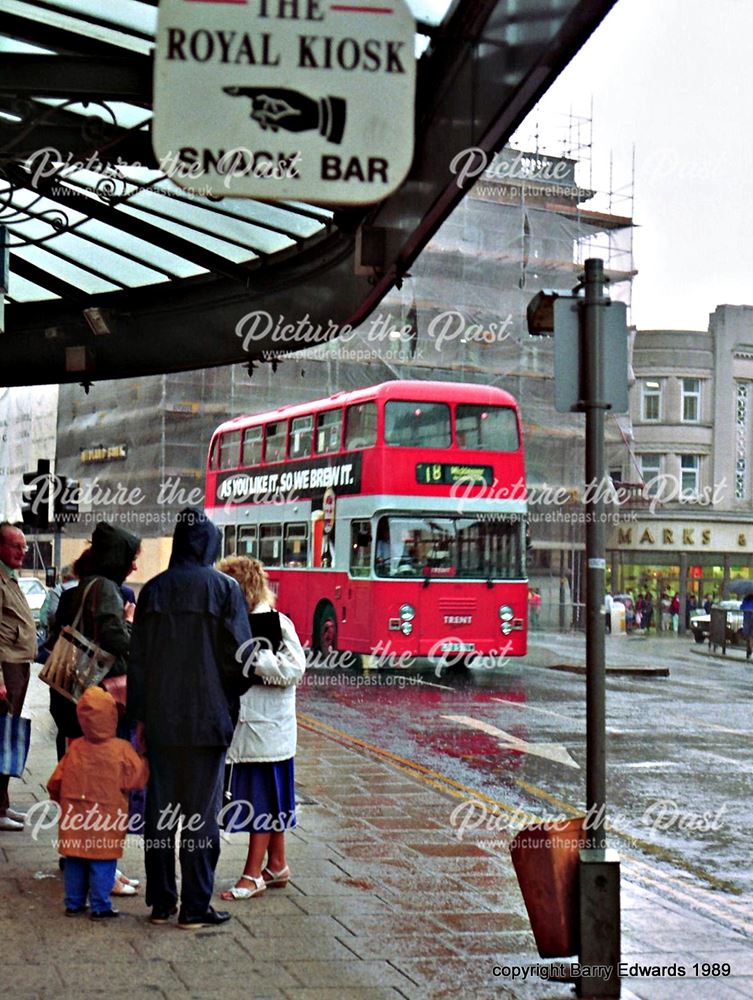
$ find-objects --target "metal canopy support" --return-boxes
[0,54,152,104]
[0,96,156,167]
[10,254,89,304]
[0,11,143,59]
[4,165,257,285]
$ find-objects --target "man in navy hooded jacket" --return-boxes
[128,508,256,928]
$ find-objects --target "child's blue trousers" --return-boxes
[63,857,117,913]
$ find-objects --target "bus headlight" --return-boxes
[500,621,513,635]
[498,605,514,622]
[401,621,414,635]
[399,604,416,622]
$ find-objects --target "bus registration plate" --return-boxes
[440,641,475,652]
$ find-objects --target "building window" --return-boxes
[639,454,661,496]
[736,383,749,500]
[680,455,700,495]
[641,380,661,421]
[681,378,700,422]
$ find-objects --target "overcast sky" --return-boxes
[516,0,753,333]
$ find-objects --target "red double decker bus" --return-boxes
[205,380,527,662]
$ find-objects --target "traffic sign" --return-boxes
[553,298,629,413]
[152,0,416,204]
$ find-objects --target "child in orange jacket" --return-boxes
[47,686,148,919]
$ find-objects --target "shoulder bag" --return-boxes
[38,579,116,703]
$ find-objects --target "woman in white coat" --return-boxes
[217,557,306,900]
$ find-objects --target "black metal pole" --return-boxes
[578,258,621,998]
[583,257,607,849]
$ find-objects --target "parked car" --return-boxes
[18,576,47,623]
[689,600,743,645]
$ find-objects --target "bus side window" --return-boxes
[290,415,313,459]
[316,408,342,454]
[242,426,263,466]
[259,523,282,566]
[237,525,257,556]
[265,421,287,464]
[223,525,237,557]
[219,430,241,469]
[350,520,372,576]
[284,522,309,566]
[345,401,377,449]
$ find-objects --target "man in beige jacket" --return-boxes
[0,523,37,830]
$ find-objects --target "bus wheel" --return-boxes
[313,603,337,658]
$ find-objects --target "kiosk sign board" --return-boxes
[153,0,416,205]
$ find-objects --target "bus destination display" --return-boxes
[415,462,493,486]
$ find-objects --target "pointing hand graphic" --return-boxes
[224,87,346,144]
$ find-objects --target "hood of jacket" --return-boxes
[89,523,141,584]
[76,686,118,743]
[169,508,221,568]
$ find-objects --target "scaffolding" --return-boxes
[56,110,636,604]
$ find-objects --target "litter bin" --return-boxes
[611,601,626,636]
[510,816,588,957]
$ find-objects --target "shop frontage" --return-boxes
[607,517,753,608]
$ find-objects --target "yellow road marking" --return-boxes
[299,712,539,821]
[299,713,745,912]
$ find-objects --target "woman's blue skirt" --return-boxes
[223,758,296,833]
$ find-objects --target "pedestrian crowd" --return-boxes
[0,510,305,928]
[602,589,715,634]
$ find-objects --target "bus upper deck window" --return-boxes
[316,409,342,454]
[242,426,263,466]
[265,421,287,463]
[345,402,377,449]
[290,415,313,459]
[456,405,519,451]
[219,431,241,469]
[384,401,450,448]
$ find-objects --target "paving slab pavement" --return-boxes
[1,673,752,999]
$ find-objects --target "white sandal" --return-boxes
[111,880,138,896]
[262,865,290,888]
[115,870,141,888]
[220,874,266,900]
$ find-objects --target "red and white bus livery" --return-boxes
[206,380,527,660]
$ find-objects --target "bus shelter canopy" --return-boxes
[0,0,616,386]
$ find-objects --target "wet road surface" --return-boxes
[298,633,753,907]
